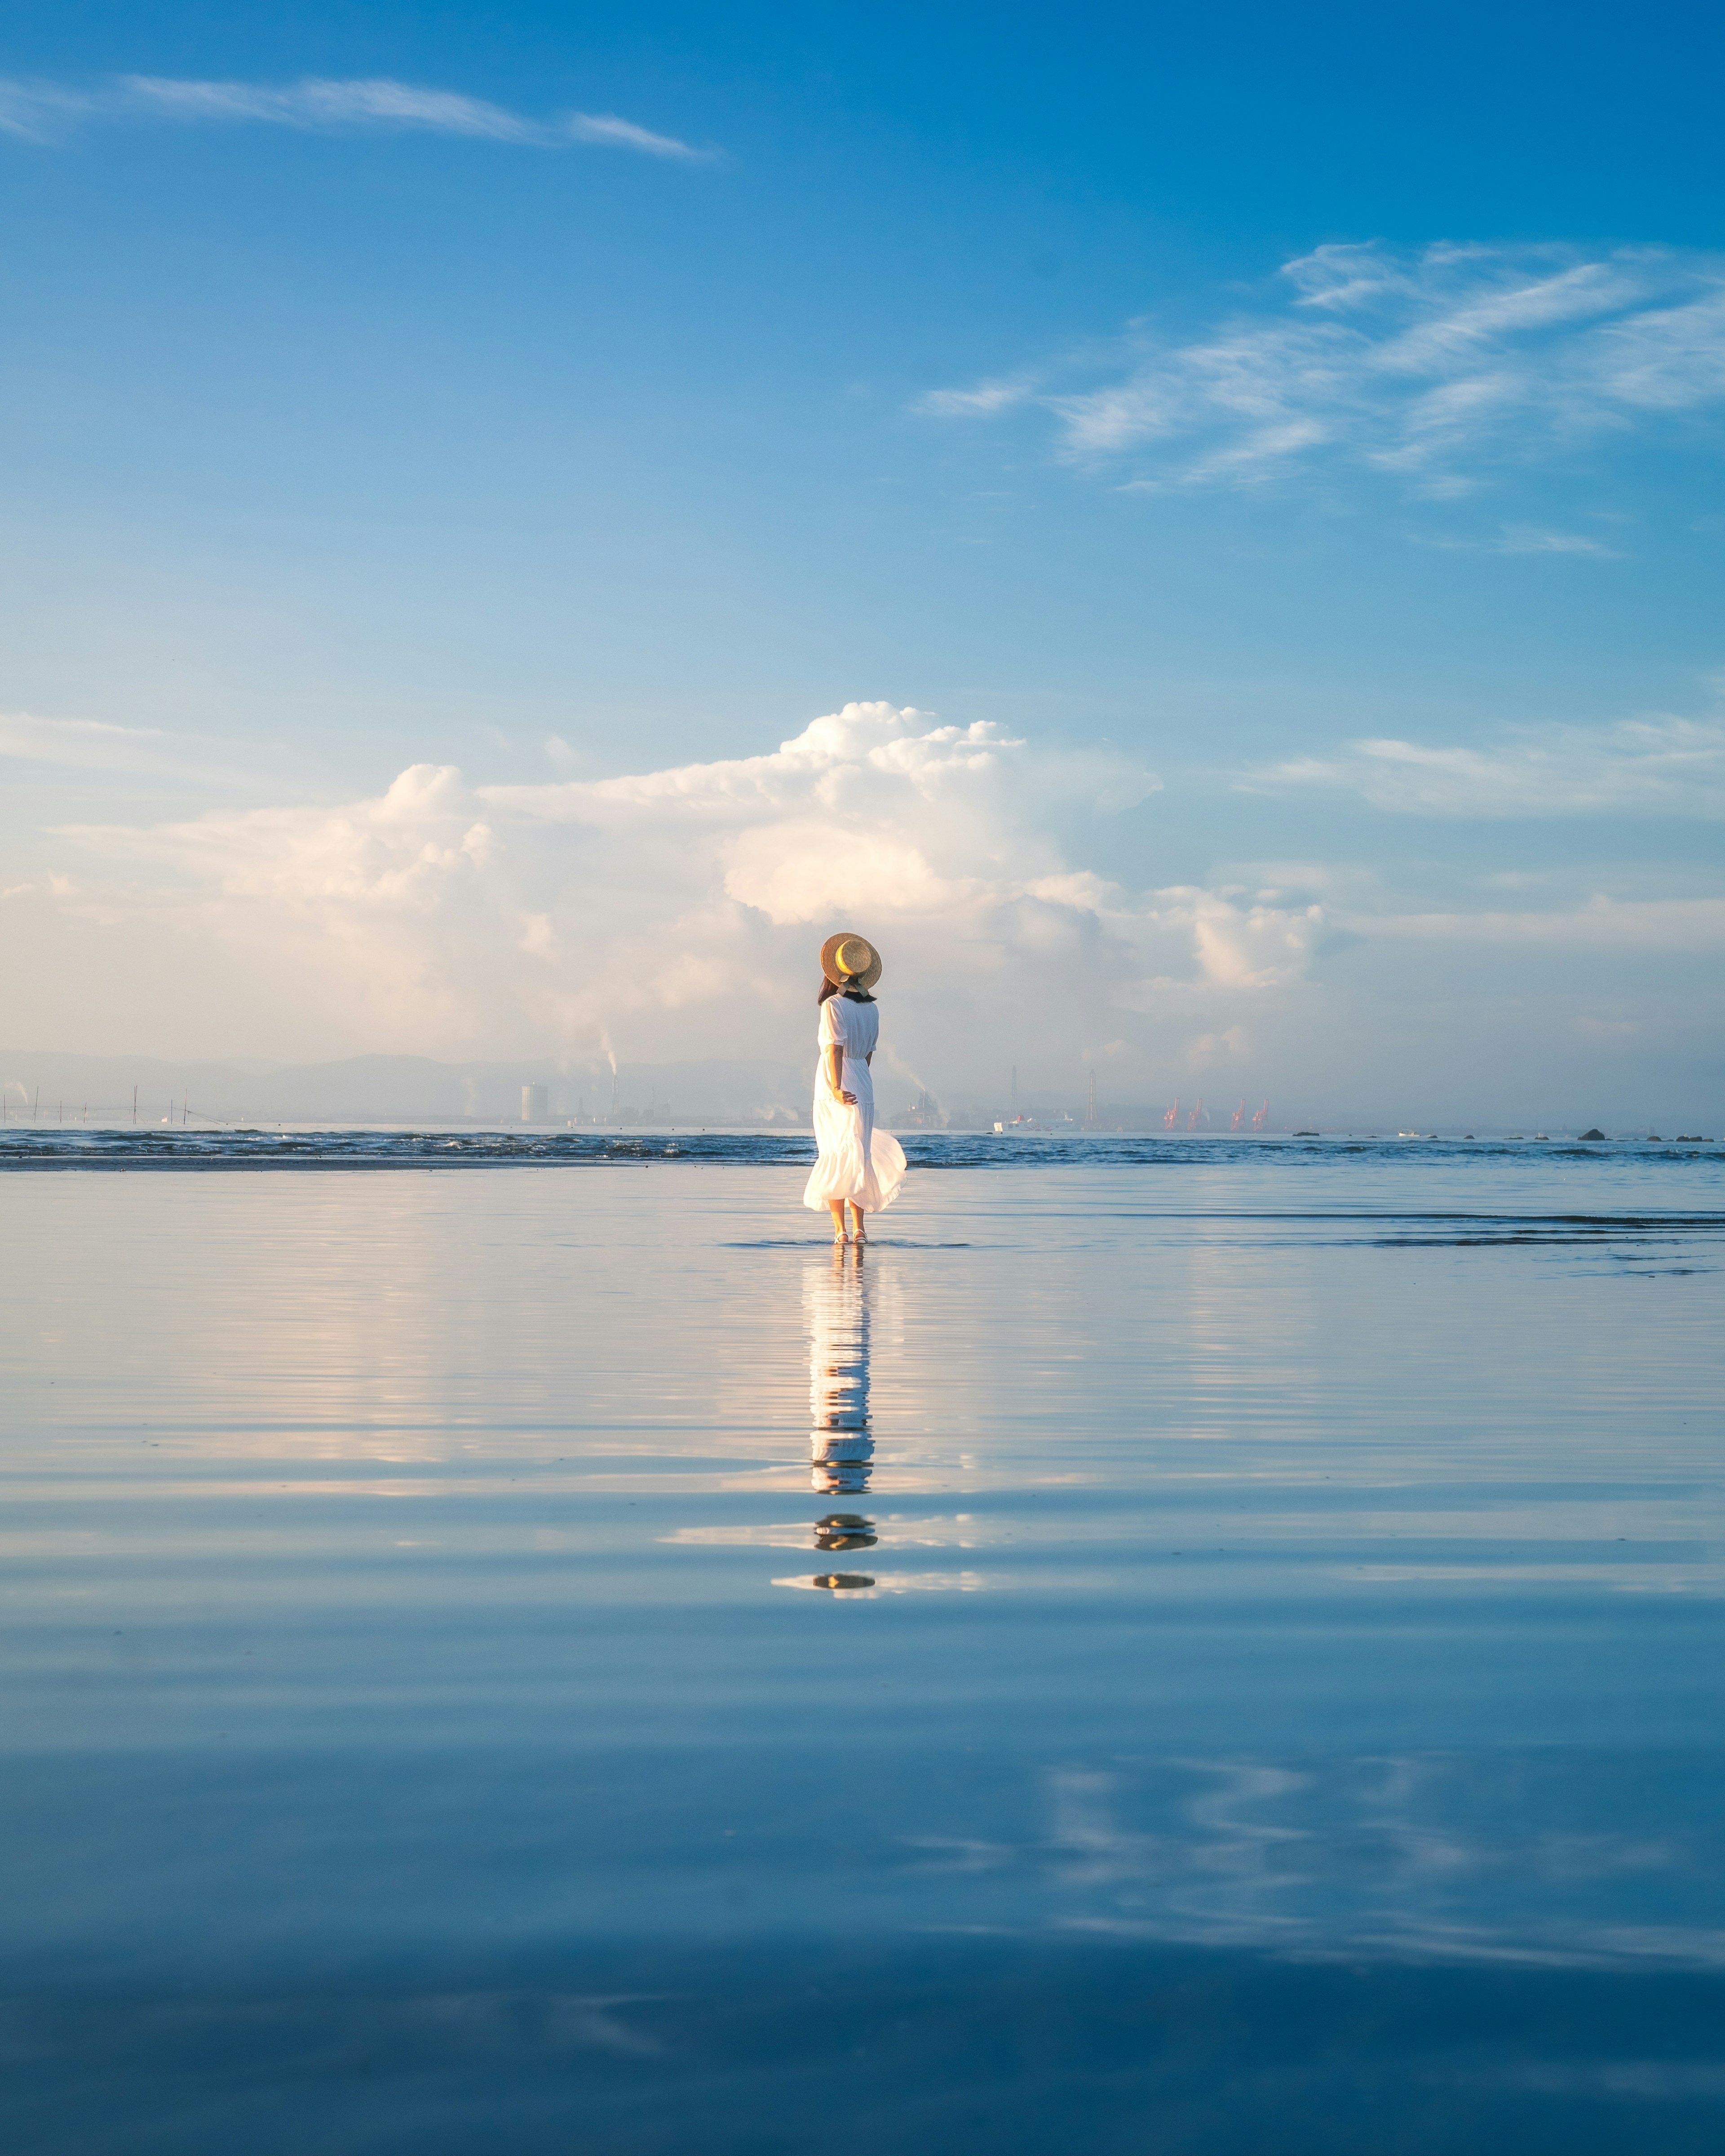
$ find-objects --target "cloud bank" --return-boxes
[28,703,1334,1072]
[0,74,705,158]
[7,701,1720,1114]
[919,242,1725,493]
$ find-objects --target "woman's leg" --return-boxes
[847,1200,867,1242]
[827,1200,849,1241]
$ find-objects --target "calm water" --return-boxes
[3,1140,1724,2151]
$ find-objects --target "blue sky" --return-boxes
[2,2,1722,1123]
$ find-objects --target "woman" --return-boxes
[802,931,907,1242]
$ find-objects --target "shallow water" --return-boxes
[2,1150,1723,2150]
[2,1122,1721,1172]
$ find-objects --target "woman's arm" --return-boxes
[827,1042,856,1105]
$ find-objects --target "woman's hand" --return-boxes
[832,1086,858,1106]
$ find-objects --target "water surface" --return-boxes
[2,1145,1722,2150]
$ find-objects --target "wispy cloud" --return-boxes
[0,709,279,789]
[0,78,93,140]
[914,376,1038,419]
[1345,895,1725,954]
[1240,714,1725,817]
[0,74,708,158]
[564,111,701,159]
[1417,521,1627,557]
[1494,524,1625,558]
[917,241,1725,492]
[1,711,167,770]
[120,75,542,140]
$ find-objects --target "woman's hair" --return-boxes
[818,976,874,1004]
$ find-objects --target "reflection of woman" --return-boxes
[804,1247,881,1588]
[806,1246,874,1495]
[802,932,907,1242]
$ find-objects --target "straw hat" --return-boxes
[820,930,882,990]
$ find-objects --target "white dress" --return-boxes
[802,994,907,1213]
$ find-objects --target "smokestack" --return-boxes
[1085,1070,1097,1129]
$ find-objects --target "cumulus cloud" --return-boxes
[917,241,1725,492]
[0,73,706,157]
[1240,715,1725,817]
[17,700,1724,1110]
[38,702,1335,1071]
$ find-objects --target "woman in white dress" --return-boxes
[802,931,907,1242]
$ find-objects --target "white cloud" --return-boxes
[0,711,165,770]
[120,75,542,141]
[1493,525,1624,558]
[40,703,1332,1068]
[0,708,273,790]
[565,112,704,159]
[0,78,94,140]
[1241,716,1725,817]
[914,376,1038,419]
[918,241,1725,492]
[1346,895,1725,954]
[14,702,1723,1109]
[0,74,705,157]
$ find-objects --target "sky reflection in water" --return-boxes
[2,1153,1724,2150]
